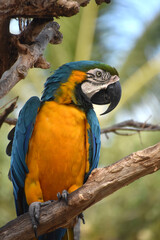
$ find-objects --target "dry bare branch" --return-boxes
[101,119,160,136]
[0,0,80,18]
[0,21,63,99]
[0,0,111,18]
[0,97,18,127]
[0,142,160,240]
[3,117,17,126]
[19,18,53,44]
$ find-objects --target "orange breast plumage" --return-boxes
[24,101,89,204]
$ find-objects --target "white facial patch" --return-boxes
[81,68,119,99]
[81,81,110,99]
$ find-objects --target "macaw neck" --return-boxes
[41,97,93,114]
[47,71,92,112]
[41,70,93,112]
[53,94,93,113]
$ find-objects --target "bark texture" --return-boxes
[0,142,160,240]
[0,0,86,18]
[0,21,62,98]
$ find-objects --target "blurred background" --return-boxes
[1,0,160,239]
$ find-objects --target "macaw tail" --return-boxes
[38,228,67,240]
[38,227,76,240]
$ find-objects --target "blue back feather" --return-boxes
[85,109,101,182]
[10,96,41,215]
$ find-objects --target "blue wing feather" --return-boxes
[85,109,101,182]
[10,96,41,215]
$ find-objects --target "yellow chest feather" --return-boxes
[25,101,89,203]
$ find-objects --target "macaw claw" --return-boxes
[57,190,69,204]
[78,212,85,224]
[29,202,41,239]
[29,200,54,238]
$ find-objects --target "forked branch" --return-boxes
[0,97,18,128]
[0,142,160,240]
[101,119,160,136]
[0,21,62,99]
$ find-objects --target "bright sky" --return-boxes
[98,0,160,66]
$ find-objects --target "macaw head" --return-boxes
[41,61,121,114]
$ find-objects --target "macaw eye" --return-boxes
[96,71,102,78]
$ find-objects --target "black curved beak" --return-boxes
[91,81,122,115]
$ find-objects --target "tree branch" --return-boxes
[0,18,14,77]
[0,0,80,18]
[0,0,111,18]
[0,17,53,78]
[1,142,160,240]
[0,21,63,99]
[3,117,17,126]
[19,18,54,45]
[0,97,18,128]
[101,119,160,136]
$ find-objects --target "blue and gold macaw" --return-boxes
[7,61,121,240]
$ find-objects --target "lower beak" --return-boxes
[91,81,121,115]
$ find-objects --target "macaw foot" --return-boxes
[29,200,53,238]
[57,190,85,226]
[78,212,85,224]
[57,190,69,204]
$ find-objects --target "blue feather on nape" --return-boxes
[41,60,102,102]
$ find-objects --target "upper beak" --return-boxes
[90,76,121,115]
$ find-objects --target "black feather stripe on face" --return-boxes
[75,83,93,112]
